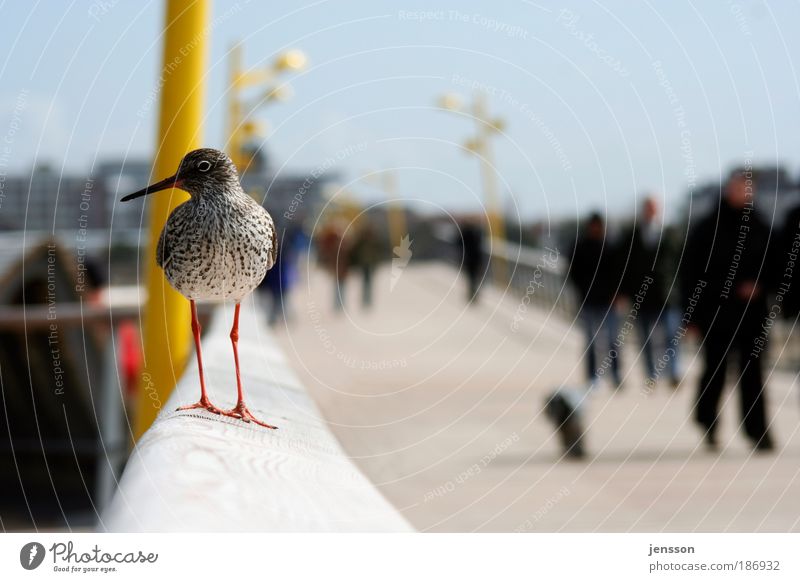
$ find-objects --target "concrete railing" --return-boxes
[102,301,412,532]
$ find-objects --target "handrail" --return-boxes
[102,302,412,532]
[0,303,140,328]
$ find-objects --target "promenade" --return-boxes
[274,262,800,532]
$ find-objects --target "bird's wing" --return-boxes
[267,223,278,270]
[157,201,192,270]
[156,224,172,270]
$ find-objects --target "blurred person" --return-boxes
[118,320,141,407]
[619,196,682,388]
[776,200,800,395]
[259,224,303,326]
[459,218,485,304]
[83,255,106,304]
[682,170,776,451]
[569,212,623,389]
[84,253,141,404]
[349,223,382,309]
[660,221,687,383]
[317,219,351,312]
[779,203,800,321]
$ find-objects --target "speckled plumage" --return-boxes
[155,149,277,303]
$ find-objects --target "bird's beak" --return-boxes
[121,174,183,202]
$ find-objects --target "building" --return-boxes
[0,164,97,232]
[95,159,154,232]
[0,152,334,235]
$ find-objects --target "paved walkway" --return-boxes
[273,262,800,532]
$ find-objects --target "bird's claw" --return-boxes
[177,399,224,416]
[221,403,278,429]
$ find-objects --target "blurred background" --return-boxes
[2,0,800,532]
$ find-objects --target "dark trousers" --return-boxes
[581,305,621,385]
[696,315,770,443]
[636,308,681,382]
[361,266,373,308]
[466,264,481,302]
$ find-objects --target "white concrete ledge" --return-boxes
[103,301,412,532]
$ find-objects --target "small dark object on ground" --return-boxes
[544,388,586,459]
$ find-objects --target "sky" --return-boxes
[0,0,798,223]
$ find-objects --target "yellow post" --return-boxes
[472,93,507,284]
[134,0,209,440]
[437,91,508,285]
[384,171,407,248]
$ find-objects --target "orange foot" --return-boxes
[177,398,224,416]
[221,403,278,429]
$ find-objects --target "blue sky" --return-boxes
[0,0,798,222]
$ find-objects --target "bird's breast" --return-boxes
[161,197,275,302]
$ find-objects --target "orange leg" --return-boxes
[220,303,278,429]
[177,300,223,415]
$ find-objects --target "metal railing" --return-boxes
[489,239,576,319]
[436,233,576,318]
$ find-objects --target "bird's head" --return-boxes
[121,148,240,202]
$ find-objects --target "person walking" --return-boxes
[459,219,485,304]
[316,219,351,312]
[569,212,623,389]
[619,197,682,388]
[349,223,382,309]
[778,203,800,321]
[682,170,776,451]
[259,224,303,326]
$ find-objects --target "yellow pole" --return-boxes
[135,0,209,440]
[473,93,507,284]
[384,171,407,248]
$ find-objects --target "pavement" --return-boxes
[272,261,800,532]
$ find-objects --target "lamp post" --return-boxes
[226,43,307,172]
[438,92,507,284]
[383,171,408,251]
[365,170,407,250]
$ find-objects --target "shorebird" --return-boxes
[122,148,278,429]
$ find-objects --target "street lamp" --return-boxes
[438,91,507,283]
[364,170,407,250]
[226,42,307,172]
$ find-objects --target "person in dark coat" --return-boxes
[259,224,303,326]
[317,219,351,312]
[682,170,776,451]
[459,219,485,304]
[619,197,682,388]
[778,204,800,320]
[569,212,623,388]
[350,223,382,309]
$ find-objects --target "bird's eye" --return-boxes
[197,160,212,172]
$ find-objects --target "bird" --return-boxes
[122,148,278,429]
